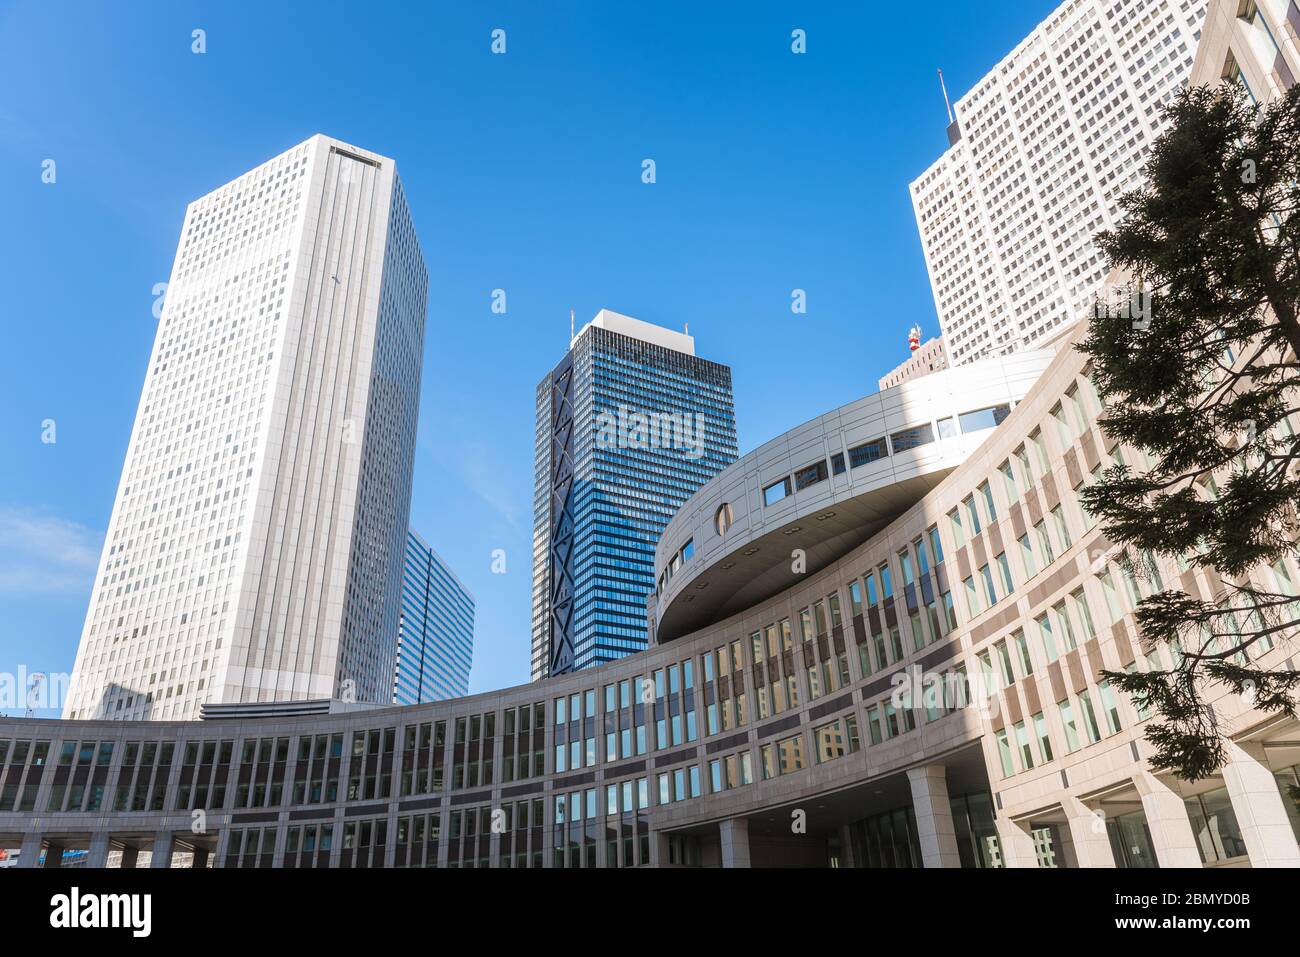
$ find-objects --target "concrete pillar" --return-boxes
[837,824,857,868]
[212,826,232,869]
[719,818,751,868]
[994,817,1038,868]
[384,808,398,869]
[42,840,64,868]
[1063,797,1117,867]
[149,830,174,869]
[85,833,111,868]
[17,833,43,869]
[1134,771,1203,867]
[906,764,963,868]
[648,830,671,867]
[192,846,210,869]
[119,843,141,868]
[1222,741,1300,867]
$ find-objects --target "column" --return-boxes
[272,822,290,869]
[719,818,751,868]
[16,833,44,869]
[119,843,141,868]
[191,846,210,869]
[648,830,671,867]
[837,824,857,868]
[213,826,233,869]
[906,764,963,867]
[994,817,1038,868]
[384,806,399,869]
[1134,771,1203,867]
[1222,741,1300,867]
[85,833,111,869]
[1063,797,1117,867]
[42,840,65,868]
[149,830,174,869]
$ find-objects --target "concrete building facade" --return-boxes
[910,0,1208,365]
[8,314,1299,867]
[63,135,429,722]
[12,1,1299,869]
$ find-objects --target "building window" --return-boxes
[996,552,1014,594]
[1013,629,1033,676]
[1051,505,1072,550]
[890,423,935,453]
[979,481,998,522]
[714,502,734,536]
[927,525,944,564]
[1184,788,1248,863]
[1058,698,1080,753]
[794,459,829,491]
[1098,680,1123,735]
[762,477,792,506]
[959,404,1011,433]
[995,728,1015,777]
[1077,691,1102,744]
[1019,534,1036,578]
[1014,721,1035,770]
[1000,460,1019,502]
[1033,712,1053,763]
[847,438,888,468]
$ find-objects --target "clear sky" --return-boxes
[0,0,1060,710]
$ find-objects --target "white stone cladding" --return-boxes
[65,135,428,721]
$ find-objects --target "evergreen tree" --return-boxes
[1080,83,1300,781]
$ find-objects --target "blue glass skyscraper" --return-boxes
[530,310,737,678]
[394,529,475,703]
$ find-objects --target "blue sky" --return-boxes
[0,1,1058,707]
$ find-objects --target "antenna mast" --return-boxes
[25,673,44,719]
[938,68,954,124]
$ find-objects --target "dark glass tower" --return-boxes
[530,310,737,678]
[394,529,475,703]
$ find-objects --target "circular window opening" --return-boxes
[714,502,734,537]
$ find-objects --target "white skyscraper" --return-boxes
[65,134,428,721]
[910,0,1208,365]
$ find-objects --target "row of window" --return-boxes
[759,404,1012,508]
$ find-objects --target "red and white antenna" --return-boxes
[908,325,922,353]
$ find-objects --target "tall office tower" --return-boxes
[530,310,737,679]
[394,529,475,704]
[64,134,428,721]
[910,0,1208,365]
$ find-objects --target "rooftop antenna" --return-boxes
[684,323,689,336]
[569,308,575,343]
[938,68,954,125]
[25,673,44,719]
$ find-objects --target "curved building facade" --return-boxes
[4,323,1300,869]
